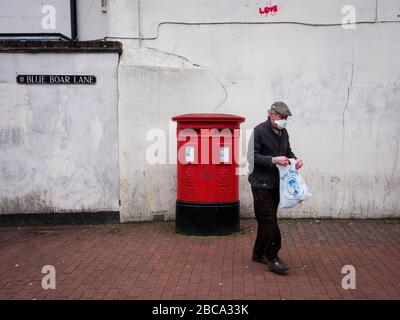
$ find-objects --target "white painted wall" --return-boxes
[77,0,107,40]
[0,0,107,41]
[1,1,399,220]
[0,52,119,214]
[0,0,71,36]
[113,0,400,220]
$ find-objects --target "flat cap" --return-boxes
[271,101,292,117]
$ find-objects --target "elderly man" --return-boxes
[247,101,303,275]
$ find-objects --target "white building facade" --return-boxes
[1,0,399,222]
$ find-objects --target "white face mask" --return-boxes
[274,119,287,129]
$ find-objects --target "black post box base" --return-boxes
[176,200,240,236]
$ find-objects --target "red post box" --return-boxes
[172,113,245,235]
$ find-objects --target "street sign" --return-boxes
[17,74,96,85]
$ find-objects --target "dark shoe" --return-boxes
[252,255,269,265]
[267,257,291,275]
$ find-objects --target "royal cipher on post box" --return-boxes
[172,113,245,235]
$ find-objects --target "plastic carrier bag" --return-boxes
[276,158,312,209]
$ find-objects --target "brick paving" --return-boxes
[0,219,399,300]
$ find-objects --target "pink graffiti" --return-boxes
[259,5,279,16]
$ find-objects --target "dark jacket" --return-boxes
[247,119,297,189]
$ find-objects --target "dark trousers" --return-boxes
[251,187,281,260]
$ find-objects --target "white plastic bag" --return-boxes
[276,158,312,209]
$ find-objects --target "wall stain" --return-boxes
[0,128,25,147]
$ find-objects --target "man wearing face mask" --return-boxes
[247,101,303,275]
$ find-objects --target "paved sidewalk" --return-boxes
[0,219,399,300]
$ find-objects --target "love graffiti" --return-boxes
[259,5,279,16]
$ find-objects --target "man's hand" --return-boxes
[295,159,303,170]
[273,156,290,166]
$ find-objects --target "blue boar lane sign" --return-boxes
[17,74,96,85]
